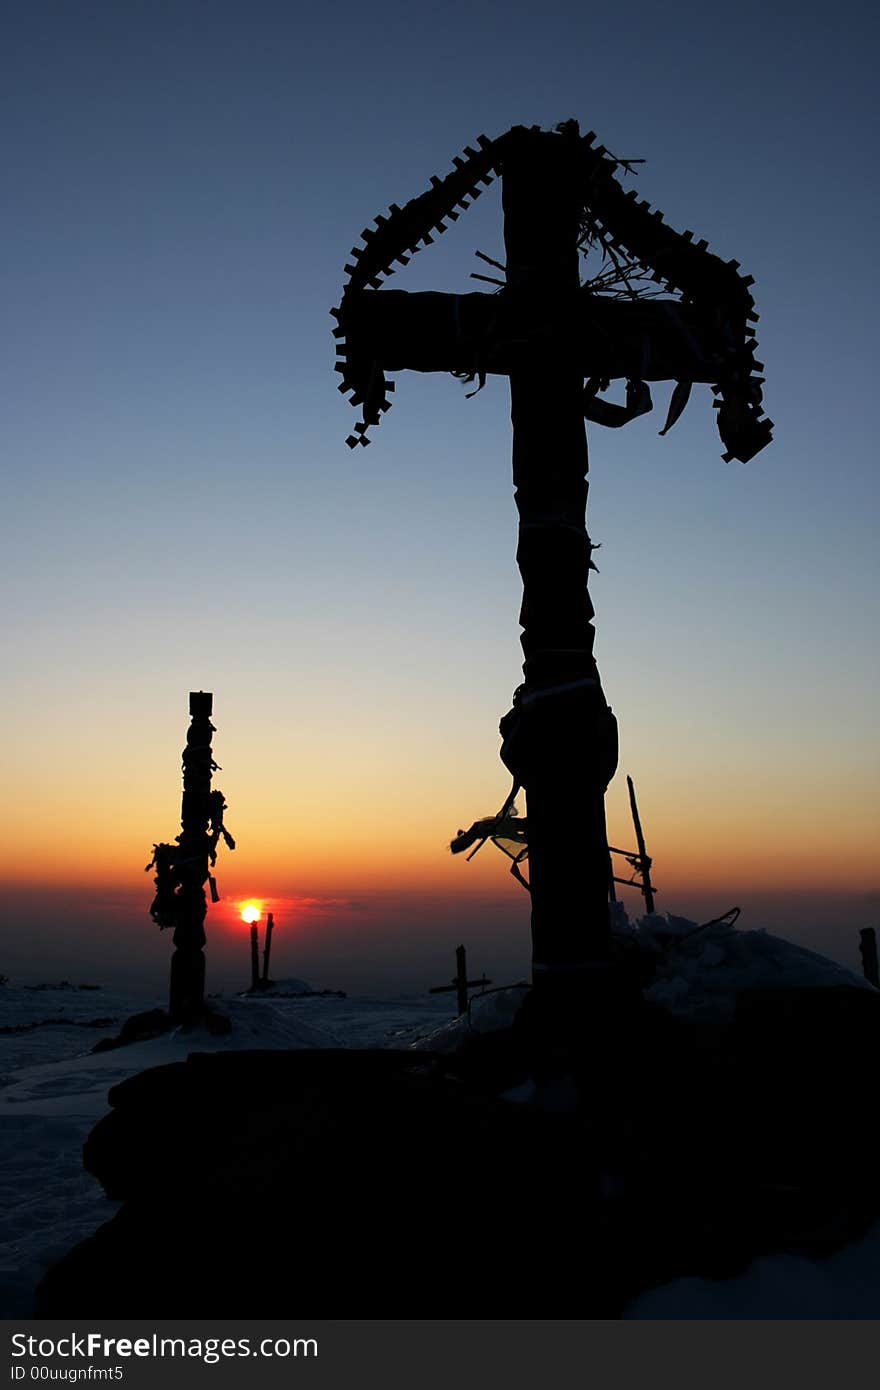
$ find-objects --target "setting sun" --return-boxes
[240,904,260,924]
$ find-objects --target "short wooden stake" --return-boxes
[859,927,879,988]
[627,774,656,914]
[250,923,260,991]
[262,912,275,983]
[455,944,468,1015]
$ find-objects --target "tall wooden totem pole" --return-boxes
[147,692,235,1022]
[333,121,771,994]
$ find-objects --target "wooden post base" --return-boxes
[169,948,206,1024]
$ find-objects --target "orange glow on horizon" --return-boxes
[1,755,877,904]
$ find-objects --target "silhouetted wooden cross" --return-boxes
[334,121,771,993]
[429,945,492,1016]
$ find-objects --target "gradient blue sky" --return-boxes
[2,1,877,992]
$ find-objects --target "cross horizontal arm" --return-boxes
[342,289,742,386]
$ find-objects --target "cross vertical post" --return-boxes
[502,127,617,987]
[169,691,214,1022]
[148,697,234,1020]
[335,119,772,1011]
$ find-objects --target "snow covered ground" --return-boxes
[627,909,875,1022]
[1,924,878,1319]
[625,1230,880,1319]
[0,981,452,1318]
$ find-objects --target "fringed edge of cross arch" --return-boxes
[332,132,505,447]
[333,122,772,464]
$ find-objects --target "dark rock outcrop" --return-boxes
[36,982,880,1318]
[37,1047,614,1316]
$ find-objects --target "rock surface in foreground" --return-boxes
[35,979,880,1318]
